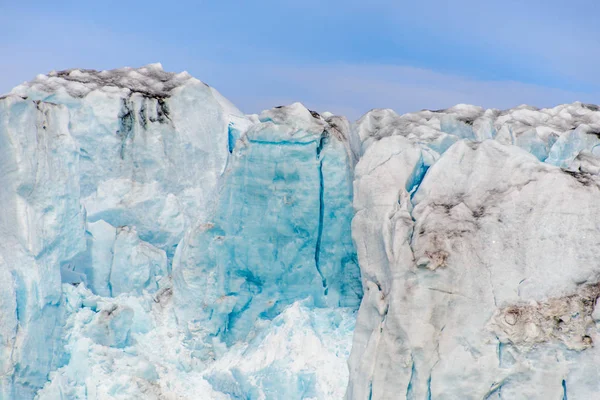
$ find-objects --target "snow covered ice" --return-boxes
[3,65,600,399]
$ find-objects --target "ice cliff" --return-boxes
[1,65,600,399]
[347,105,600,400]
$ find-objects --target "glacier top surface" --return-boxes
[5,63,600,133]
[356,102,600,143]
[9,63,197,99]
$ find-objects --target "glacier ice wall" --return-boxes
[347,103,600,400]
[3,64,600,399]
[11,64,242,257]
[0,65,241,398]
[0,97,85,399]
[172,103,361,359]
[0,65,360,399]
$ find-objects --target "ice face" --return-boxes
[0,65,248,398]
[1,69,362,399]
[64,221,168,297]
[4,64,600,400]
[346,135,429,400]
[0,96,85,399]
[12,64,243,258]
[347,104,600,399]
[172,103,361,357]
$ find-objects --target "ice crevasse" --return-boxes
[2,64,600,399]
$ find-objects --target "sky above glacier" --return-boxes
[2,0,599,119]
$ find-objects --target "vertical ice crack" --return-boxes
[107,236,116,297]
[156,98,171,123]
[562,379,568,400]
[138,99,148,129]
[496,336,503,367]
[227,123,235,153]
[117,97,135,159]
[407,153,429,203]
[426,374,432,400]
[484,382,504,400]
[406,355,416,400]
[474,252,497,307]
[405,152,429,250]
[315,134,328,294]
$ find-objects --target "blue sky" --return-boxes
[2,0,599,119]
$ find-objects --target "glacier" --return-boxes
[2,65,600,399]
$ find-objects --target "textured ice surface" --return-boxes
[4,64,600,399]
[1,68,361,399]
[1,64,255,397]
[0,96,85,399]
[35,285,354,400]
[348,105,600,399]
[12,62,243,257]
[172,102,361,360]
[353,102,600,166]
